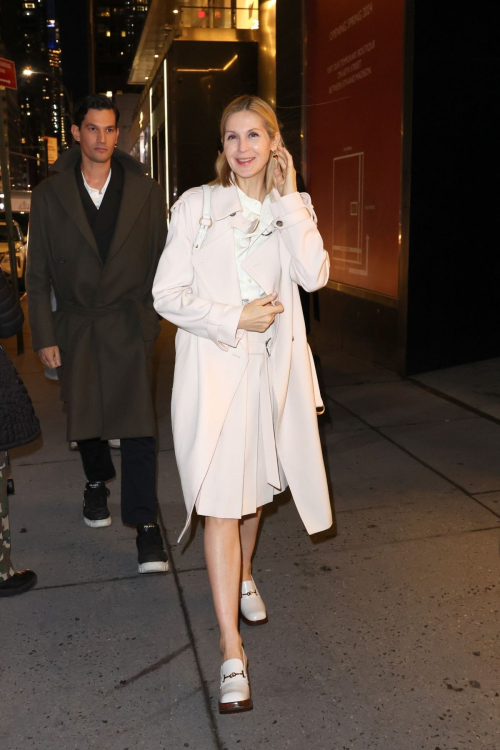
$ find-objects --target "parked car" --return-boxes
[0,220,28,291]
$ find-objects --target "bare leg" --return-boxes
[204,516,243,662]
[239,506,263,582]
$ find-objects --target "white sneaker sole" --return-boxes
[138,560,170,574]
[84,516,112,528]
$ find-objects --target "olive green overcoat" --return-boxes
[26,146,167,441]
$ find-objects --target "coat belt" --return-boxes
[247,335,281,490]
[58,299,154,341]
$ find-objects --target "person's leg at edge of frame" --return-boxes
[0,452,37,596]
[0,458,15,582]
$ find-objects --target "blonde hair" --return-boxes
[212,95,284,193]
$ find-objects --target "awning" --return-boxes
[128,0,176,85]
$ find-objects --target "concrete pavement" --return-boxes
[2,312,500,750]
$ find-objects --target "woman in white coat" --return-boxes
[153,95,333,713]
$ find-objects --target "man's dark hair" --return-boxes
[73,95,120,129]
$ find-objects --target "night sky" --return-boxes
[55,0,89,102]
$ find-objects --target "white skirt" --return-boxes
[196,329,285,519]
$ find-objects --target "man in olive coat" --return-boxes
[27,95,169,574]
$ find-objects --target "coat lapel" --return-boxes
[190,185,243,306]
[49,168,100,260]
[192,184,282,304]
[240,232,281,295]
[106,169,153,265]
[211,184,241,220]
[191,227,243,306]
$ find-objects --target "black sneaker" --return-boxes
[136,523,169,574]
[83,481,112,528]
[0,570,37,597]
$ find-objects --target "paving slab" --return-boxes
[321,428,453,513]
[312,347,400,388]
[413,357,500,421]
[326,381,476,428]
[2,584,212,750]
[471,490,500,517]
[380,419,500,495]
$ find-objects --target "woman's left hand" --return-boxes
[273,145,297,197]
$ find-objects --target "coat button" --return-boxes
[59,258,66,264]
[230,212,236,217]
[276,220,283,227]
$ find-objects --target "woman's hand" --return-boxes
[238,292,284,333]
[273,145,297,197]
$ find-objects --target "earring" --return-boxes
[272,151,279,161]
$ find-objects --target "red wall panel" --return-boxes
[306,0,405,298]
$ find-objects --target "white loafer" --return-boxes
[219,650,253,714]
[240,577,268,626]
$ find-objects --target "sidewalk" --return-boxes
[2,311,500,750]
[412,357,500,421]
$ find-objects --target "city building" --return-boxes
[0,0,69,189]
[89,0,149,96]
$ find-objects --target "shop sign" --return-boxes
[45,136,58,165]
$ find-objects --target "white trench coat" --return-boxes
[153,185,333,541]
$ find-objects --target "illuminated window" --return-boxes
[24,2,35,7]
[106,30,111,37]
[236,0,259,30]
[121,30,126,36]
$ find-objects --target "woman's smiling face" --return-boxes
[223,110,277,181]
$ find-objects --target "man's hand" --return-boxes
[238,293,284,333]
[38,346,61,368]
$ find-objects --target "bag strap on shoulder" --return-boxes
[192,184,213,253]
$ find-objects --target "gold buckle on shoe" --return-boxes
[222,670,246,683]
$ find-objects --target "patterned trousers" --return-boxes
[0,451,14,582]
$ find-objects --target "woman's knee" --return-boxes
[205,516,239,533]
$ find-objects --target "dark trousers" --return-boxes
[77,437,157,526]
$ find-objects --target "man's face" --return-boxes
[71,108,119,164]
